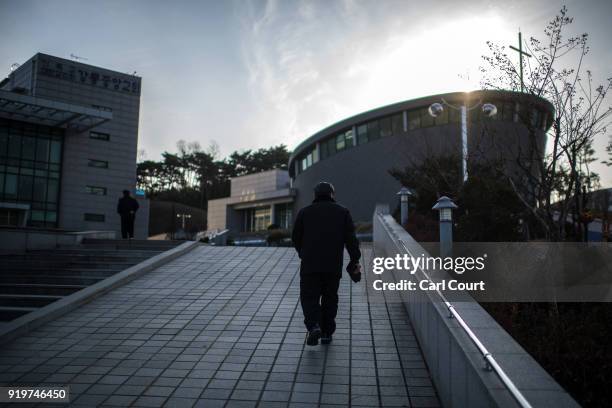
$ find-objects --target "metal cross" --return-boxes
[509,30,532,92]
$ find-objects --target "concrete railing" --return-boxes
[372,205,579,408]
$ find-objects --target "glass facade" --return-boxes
[0,118,63,227]
[275,203,293,229]
[244,207,272,232]
[242,203,293,232]
[294,101,550,175]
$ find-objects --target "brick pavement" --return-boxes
[0,245,439,407]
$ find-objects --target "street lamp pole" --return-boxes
[397,187,413,226]
[429,98,497,183]
[432,196,458,258]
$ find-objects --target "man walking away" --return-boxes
[292,181,362,346]
[117,190,139,239]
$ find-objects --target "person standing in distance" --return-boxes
[292,181,362,346]
[117,190,139,239]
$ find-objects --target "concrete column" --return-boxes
[270,204,276,227]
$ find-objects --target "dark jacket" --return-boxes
[292,196,361,277]
[117,196,139,217]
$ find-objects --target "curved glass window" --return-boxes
[293,99,548,174]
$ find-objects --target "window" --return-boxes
[392,113,404,134]
[468,107,481,123]
[86,185,107,195]
[502,102,515,122]
[421,108,434,127]
[367,121,380,140]
[434,108,449,126]
[408,110,421,130]
[320,141,328,159]
[50,140,61,163]
[8,134,21,157]
[380,117,392,137]
[345,129,354,148]
[326,138,336,156]
[22,136,36,160]
[84,213,105,222]
[36,138,49,161]
[336,133,345,151]
[357,124,368,145]
[88,159,108,168]
[18,175,33,201]
[300,149,315,172]
[244,207,271,232]
[0,119,63,227]
[90,131,110,141]
[449,107,462,123]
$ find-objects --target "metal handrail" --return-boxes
[376,212,533,408]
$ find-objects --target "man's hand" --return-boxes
[347,262,361,283]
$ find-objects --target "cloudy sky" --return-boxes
[1,0,611,185]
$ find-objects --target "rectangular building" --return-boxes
[0,53,148,238]
[207,169,294,234]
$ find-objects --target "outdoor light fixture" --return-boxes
[432,196,457,222]
[428,99,497,183]
[397,187,412,203]
[432,196,458,257]
[428,102,444,117]
[482,103,498,117]
[397,187,413,225]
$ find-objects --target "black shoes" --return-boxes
[306,325,321,346]
[321,333,332,345]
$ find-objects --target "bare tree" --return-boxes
[480,6,612,240]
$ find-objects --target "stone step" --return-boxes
[2,254,152,263]
[81,238,182,249]
[0,283,87,296]
[1,268,119,277]
[29,249,163,256]
[0,293,63,308]
[0,306,38,321]
[0,275,105,286]
[0,261,144,270]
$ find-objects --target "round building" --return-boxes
[289,90,554,222]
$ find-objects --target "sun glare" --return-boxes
[355,13,513,106]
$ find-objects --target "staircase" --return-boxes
[0,239,184,321]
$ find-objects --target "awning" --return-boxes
[0,90,112,132]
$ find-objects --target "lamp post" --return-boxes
[397,187,413,226]
[428,99,497,183]
[432,196,458,258]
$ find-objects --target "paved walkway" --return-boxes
[0,245,439,407]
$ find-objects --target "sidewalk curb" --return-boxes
[0,241,200,345]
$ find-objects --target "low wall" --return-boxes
[372,205,578,408]
[0,227,116,254]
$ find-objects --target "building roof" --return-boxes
[288,89,555,169]
[0,89,112,132]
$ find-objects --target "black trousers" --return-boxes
[300,273,341,335]
[120,214,135,239]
